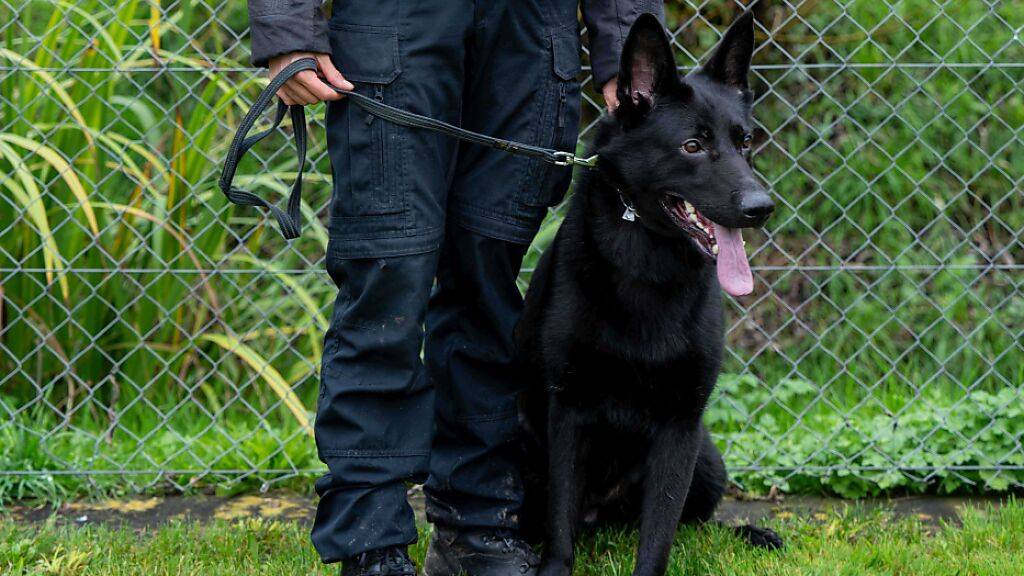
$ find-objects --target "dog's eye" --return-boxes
[741,134,753,150]
[682,139,703,154]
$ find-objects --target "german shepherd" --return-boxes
[515,12,783,576]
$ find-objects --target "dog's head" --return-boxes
[597,12,772,296]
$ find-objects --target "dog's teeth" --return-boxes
[711,244,719,255]
[684,201,695,214]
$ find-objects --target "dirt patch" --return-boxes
[10,492,316,530]
[716,494,1005,530]
[6,490,1005,531]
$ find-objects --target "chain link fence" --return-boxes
[1,1,1021,499]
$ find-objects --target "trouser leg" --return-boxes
[313,252,439,562]
[423,0,582,530]
[448,0,582,243]
[423,225,530,529]
[311,0,471,563]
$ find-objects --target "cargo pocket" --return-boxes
[328,22,404,217]
[520,32,582,208]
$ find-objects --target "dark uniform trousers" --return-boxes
[311,0,582,562]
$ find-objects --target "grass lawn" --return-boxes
[2,499,1021,575]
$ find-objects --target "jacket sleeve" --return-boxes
[247,0,332,68]
[581,0,666,89]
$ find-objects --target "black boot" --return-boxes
[341,546,416,576]
[424,527,539,576]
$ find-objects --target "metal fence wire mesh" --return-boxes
[1,1,1022,499]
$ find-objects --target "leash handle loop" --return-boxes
[219,58,316,240]
[220,57,595,240]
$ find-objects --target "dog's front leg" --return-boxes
[539,396,586,576]
[632,421,701,576]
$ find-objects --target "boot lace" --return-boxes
[481,530,538,561]
[356,547,414,576]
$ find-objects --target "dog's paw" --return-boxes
[735,524,784,550]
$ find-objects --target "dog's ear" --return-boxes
[616,13,680,118]
[703,11,755,90]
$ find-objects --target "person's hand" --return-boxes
[268,52,354,105]
[602,77,619,112]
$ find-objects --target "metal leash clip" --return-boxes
[552,151,599,168]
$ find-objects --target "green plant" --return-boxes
[0,0,1021,501]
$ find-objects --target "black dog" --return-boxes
[515,12,783,576]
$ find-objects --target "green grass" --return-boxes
[1,0,1021,501]
[3,500,1023,575]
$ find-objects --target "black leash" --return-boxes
[219,57,597,239]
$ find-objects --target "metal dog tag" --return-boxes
[622,206,637,222]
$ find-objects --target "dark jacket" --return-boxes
[247,0,665,89]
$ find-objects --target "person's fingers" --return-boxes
[281,85,306,106]
[316,54,354,92]
[267,52,350,105]
[285,80,318,105]
[276,88,295,106]
[288,84,316,106]
[602,78,620,113]
[296,69,341,102]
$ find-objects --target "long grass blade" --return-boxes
[0,133,99,236]
[230,254,327,362]
[89,202,220,311]
[0,141,69,298]
[199,333,313,437]
[0,49,94,148]
[149,0,161,54]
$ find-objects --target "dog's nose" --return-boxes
[740,191,774,223]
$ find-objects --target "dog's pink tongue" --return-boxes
[712,224,753,296]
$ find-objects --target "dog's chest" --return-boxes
[563,344,714,418]
[559,278,722,416]
[596,313,690,362]
[588,287,719,367]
